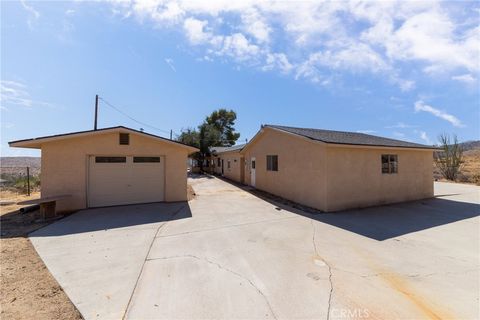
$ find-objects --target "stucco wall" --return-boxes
[241,127,434,212]
[325,145,434,211]
[41,131,189,212]
[216,152,244,183]
[242,128,328,211]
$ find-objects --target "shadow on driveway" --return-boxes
[306,198,479,241]
[30,202,192,237]
[213,175,480,241]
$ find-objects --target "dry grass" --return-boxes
[0,190,82,320]
[434,149,480,185]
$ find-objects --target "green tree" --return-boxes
[177,109,241,171]
[177,127,200,149]
[434,133,464,181]
[203,109,241,147]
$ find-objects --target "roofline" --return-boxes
[211,146,246,155]
[9,126,199,153]
[265,125,439,151]
[241,126,439,153]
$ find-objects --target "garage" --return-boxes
[9,126,199,212]
[88,155,165,207]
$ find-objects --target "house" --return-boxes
[9,126,198,212]
[240,125,436,212]
[210,144,246,183]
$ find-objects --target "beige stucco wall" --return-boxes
[214,151,245,183]
[242,128,328,211]
[241,127,434,212]
[40,131,189,212]
[325,145,434,211]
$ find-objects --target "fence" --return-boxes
[0,166,40,196]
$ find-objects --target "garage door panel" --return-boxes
[88,156,165,207]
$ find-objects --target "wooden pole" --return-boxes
[94,94,99,130]
[26,167,30,196]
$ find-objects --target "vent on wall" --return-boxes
[119,133,130,145]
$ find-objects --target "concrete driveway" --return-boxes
[30,177,479,320]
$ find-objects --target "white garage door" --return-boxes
[88,155,165,207]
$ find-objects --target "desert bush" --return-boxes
[434,134,464,181]
[472,173,480,186]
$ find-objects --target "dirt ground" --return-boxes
[0,190,82,320]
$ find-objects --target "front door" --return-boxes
[221,159,224,175]
[250,157,256,187]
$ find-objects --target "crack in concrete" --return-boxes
[311,220,333,320]
[155,216,299,239]
[147,254,278,319]
[122,204,187,320]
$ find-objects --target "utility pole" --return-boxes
[170,129,173,140]
[94,94,99,130]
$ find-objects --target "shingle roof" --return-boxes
[210,144,246,154]
[266,125,436,149]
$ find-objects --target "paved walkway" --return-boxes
[30,177,479,319]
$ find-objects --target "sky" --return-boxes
[1,0,479,157]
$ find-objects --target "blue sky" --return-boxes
[1,0,479,156]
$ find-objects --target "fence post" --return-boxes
[27,166,30,196]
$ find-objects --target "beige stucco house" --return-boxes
[9,126,198,212]
[241,125,436,212]
[210,144,246,183]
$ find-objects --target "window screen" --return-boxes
[267,155,278,171]
[119,133,130,145]
[95,156,126,163]
[133,157,160,163]
[381,154,398,174]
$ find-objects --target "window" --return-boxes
[119,133,130,145]
[95,156,126,163]
[251,160,256,169]
[382,154,398,174]
[267,155,278,171]
[133,157,160,163]
[227,160,231,169]
[217,158,221,166]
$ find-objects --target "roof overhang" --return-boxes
[9,126,199,154]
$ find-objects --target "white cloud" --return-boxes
[108,1,480,89]
[0,80,51,109]
[418,130,432,144]
[356,130,376,134]
[164,58,176,72]
[386,122,417,129]
[20,0,40,29]
[241,8,270,43]
[183,18,210,45]
[414,100,464,127]
[451,73,476,84]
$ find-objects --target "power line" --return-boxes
[97,96,238,144]
[98,96,175,136]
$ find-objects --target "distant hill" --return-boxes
[460,140,480,151]
[0,157,41,176]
